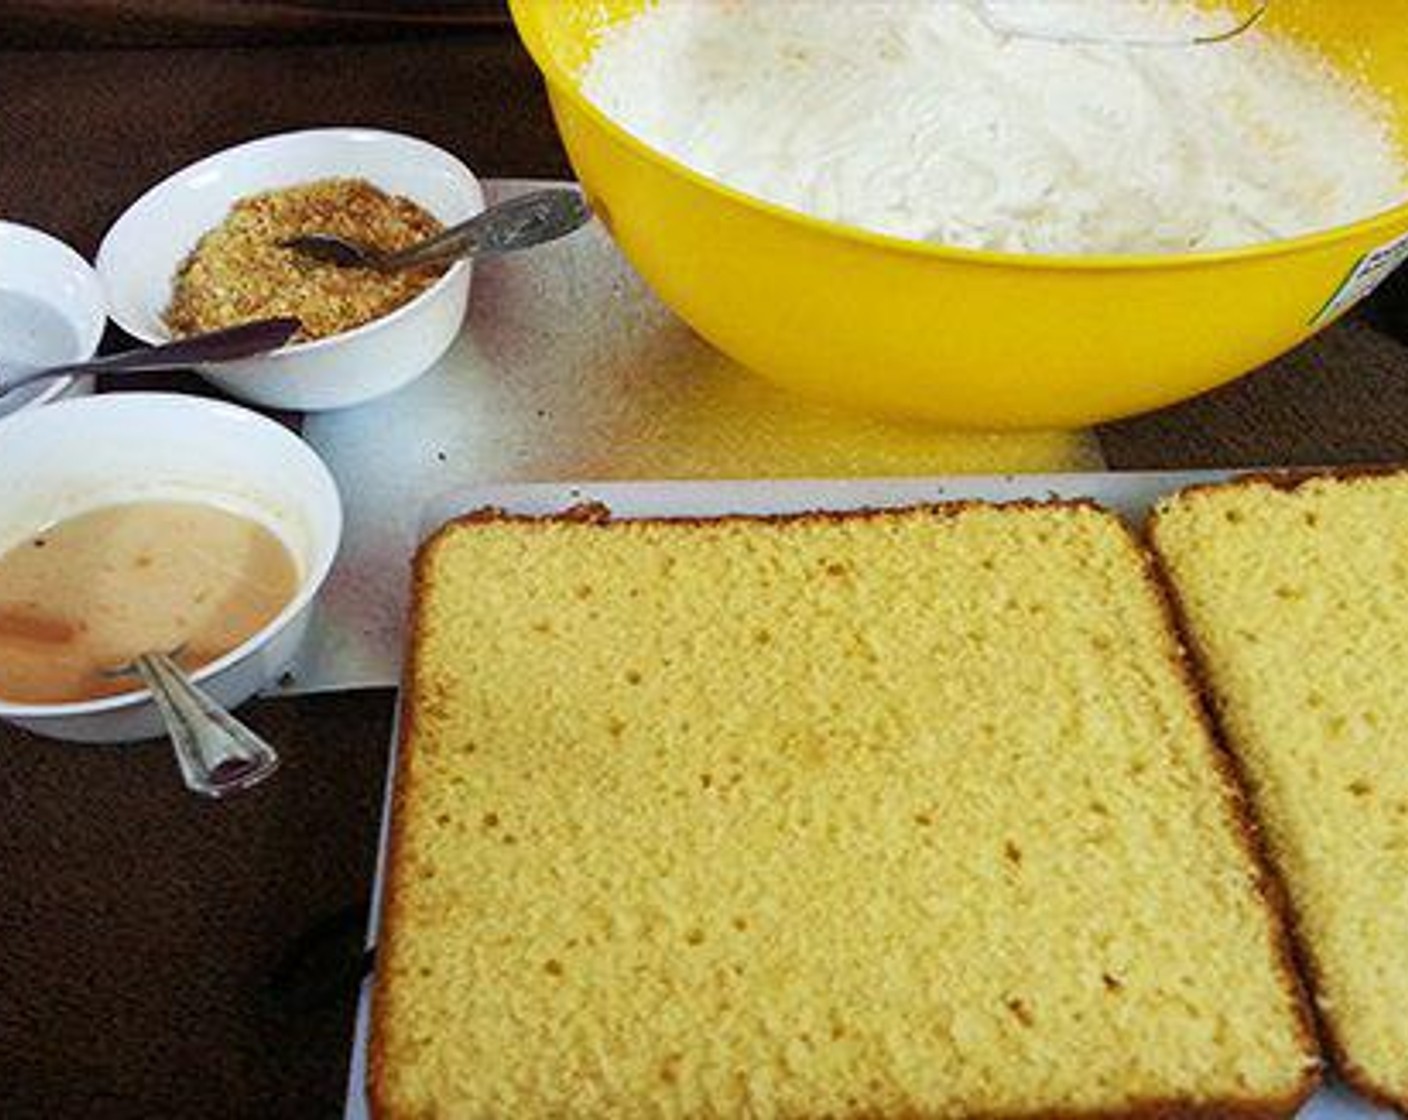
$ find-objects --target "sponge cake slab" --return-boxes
[372,502,1317,1118]
[1152,471,1408,1113]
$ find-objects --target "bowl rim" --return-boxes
[94,126,485,353]
[0,392,344,720]
[0,219,108,410]
[509,0,1408,273]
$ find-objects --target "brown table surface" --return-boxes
[5,30,1408,1120]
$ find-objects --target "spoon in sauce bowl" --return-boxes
[105,650,280,799]
[0,499,298,794]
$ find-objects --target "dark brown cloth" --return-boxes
[0,2,511,48]
[4,28,1408,1120]
[1,694,393,1119]
[0,33,569,258]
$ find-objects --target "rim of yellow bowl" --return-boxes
[511,0,1408,275]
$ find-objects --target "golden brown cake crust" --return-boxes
[368,499,1323,1120]
[1121,521,1321,1106]
[1155,463,1408,507]
[1149,466,1408,1117]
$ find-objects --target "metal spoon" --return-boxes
[278,188,591,273]
[0,316,301,399]
[109,651,280,799]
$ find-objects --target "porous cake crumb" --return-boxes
[1153,471,1408,1112]
[373,503,1317,1118]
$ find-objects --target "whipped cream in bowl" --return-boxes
[513,0,1408,427]
[580,0,1408,257]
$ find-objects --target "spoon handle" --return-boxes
[377,188,591,271]
[0,317,301,395]
[133,652,280,799]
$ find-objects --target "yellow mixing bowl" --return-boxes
[511,0,1408,429]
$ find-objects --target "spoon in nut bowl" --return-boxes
[104,649,279,799]
[0,316,301,400]
[278,188,591,272]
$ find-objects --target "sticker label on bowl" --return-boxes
[1311,229,1408,328]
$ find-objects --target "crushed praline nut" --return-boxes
[165,178,446,343]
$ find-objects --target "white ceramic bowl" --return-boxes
[0,393,342,743]
[0,220,106,420]
[95,128,484,412]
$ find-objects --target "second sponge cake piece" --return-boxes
[1152,471,1408,1112]
[372,502,1317,1118]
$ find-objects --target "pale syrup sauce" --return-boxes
[0,501,299,705]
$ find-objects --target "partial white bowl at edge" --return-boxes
[95,128,485,412]
[0,393,342,744]
[0,220,106,420]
